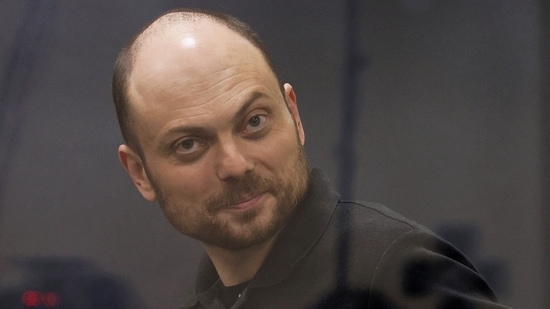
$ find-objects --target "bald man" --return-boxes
[112,8,510,309]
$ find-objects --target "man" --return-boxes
[112,8,510,309]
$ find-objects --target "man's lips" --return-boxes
[225,193,266,211]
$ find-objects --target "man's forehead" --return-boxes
[131,16,265,78]
[126,14,278,119]
[135,14,237,56]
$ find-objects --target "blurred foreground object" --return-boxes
[0,256,142,309]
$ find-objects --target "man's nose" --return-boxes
[215,138,254,180]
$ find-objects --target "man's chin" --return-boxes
[200,211,284,250]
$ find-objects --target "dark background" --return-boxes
[0,1,546,308]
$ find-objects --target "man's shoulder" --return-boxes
[336,200,429,235]
[330,200,449,270]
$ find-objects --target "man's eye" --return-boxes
[177,139,201,153]
[181,140,195,149]
[249,115,262,127]
[245,114,266,132]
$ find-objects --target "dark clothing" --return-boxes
[219,281,250,308]
[182,169,510,309]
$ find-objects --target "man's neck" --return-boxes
[202,234,279,287]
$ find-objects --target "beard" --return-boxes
[148,142,309,251]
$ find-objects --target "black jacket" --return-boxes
[182,169,510,309]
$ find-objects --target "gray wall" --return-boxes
[0,1,544,308]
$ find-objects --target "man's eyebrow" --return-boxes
[160,91,268,140]
[161,126,212,144]
[231,91,266,123]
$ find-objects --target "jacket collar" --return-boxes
[249,168,339,287]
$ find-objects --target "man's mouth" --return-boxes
[225,193,266,211]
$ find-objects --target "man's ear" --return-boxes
[118,144,157,201]
[283,83,305,145]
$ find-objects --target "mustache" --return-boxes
[205,173,273,212]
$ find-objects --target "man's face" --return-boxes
[120,21,309,250]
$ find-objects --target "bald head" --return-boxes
[112,8,278,152]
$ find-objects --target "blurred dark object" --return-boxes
[310,286,394,309]
[0,256,142,309]
[437,222,510,297]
